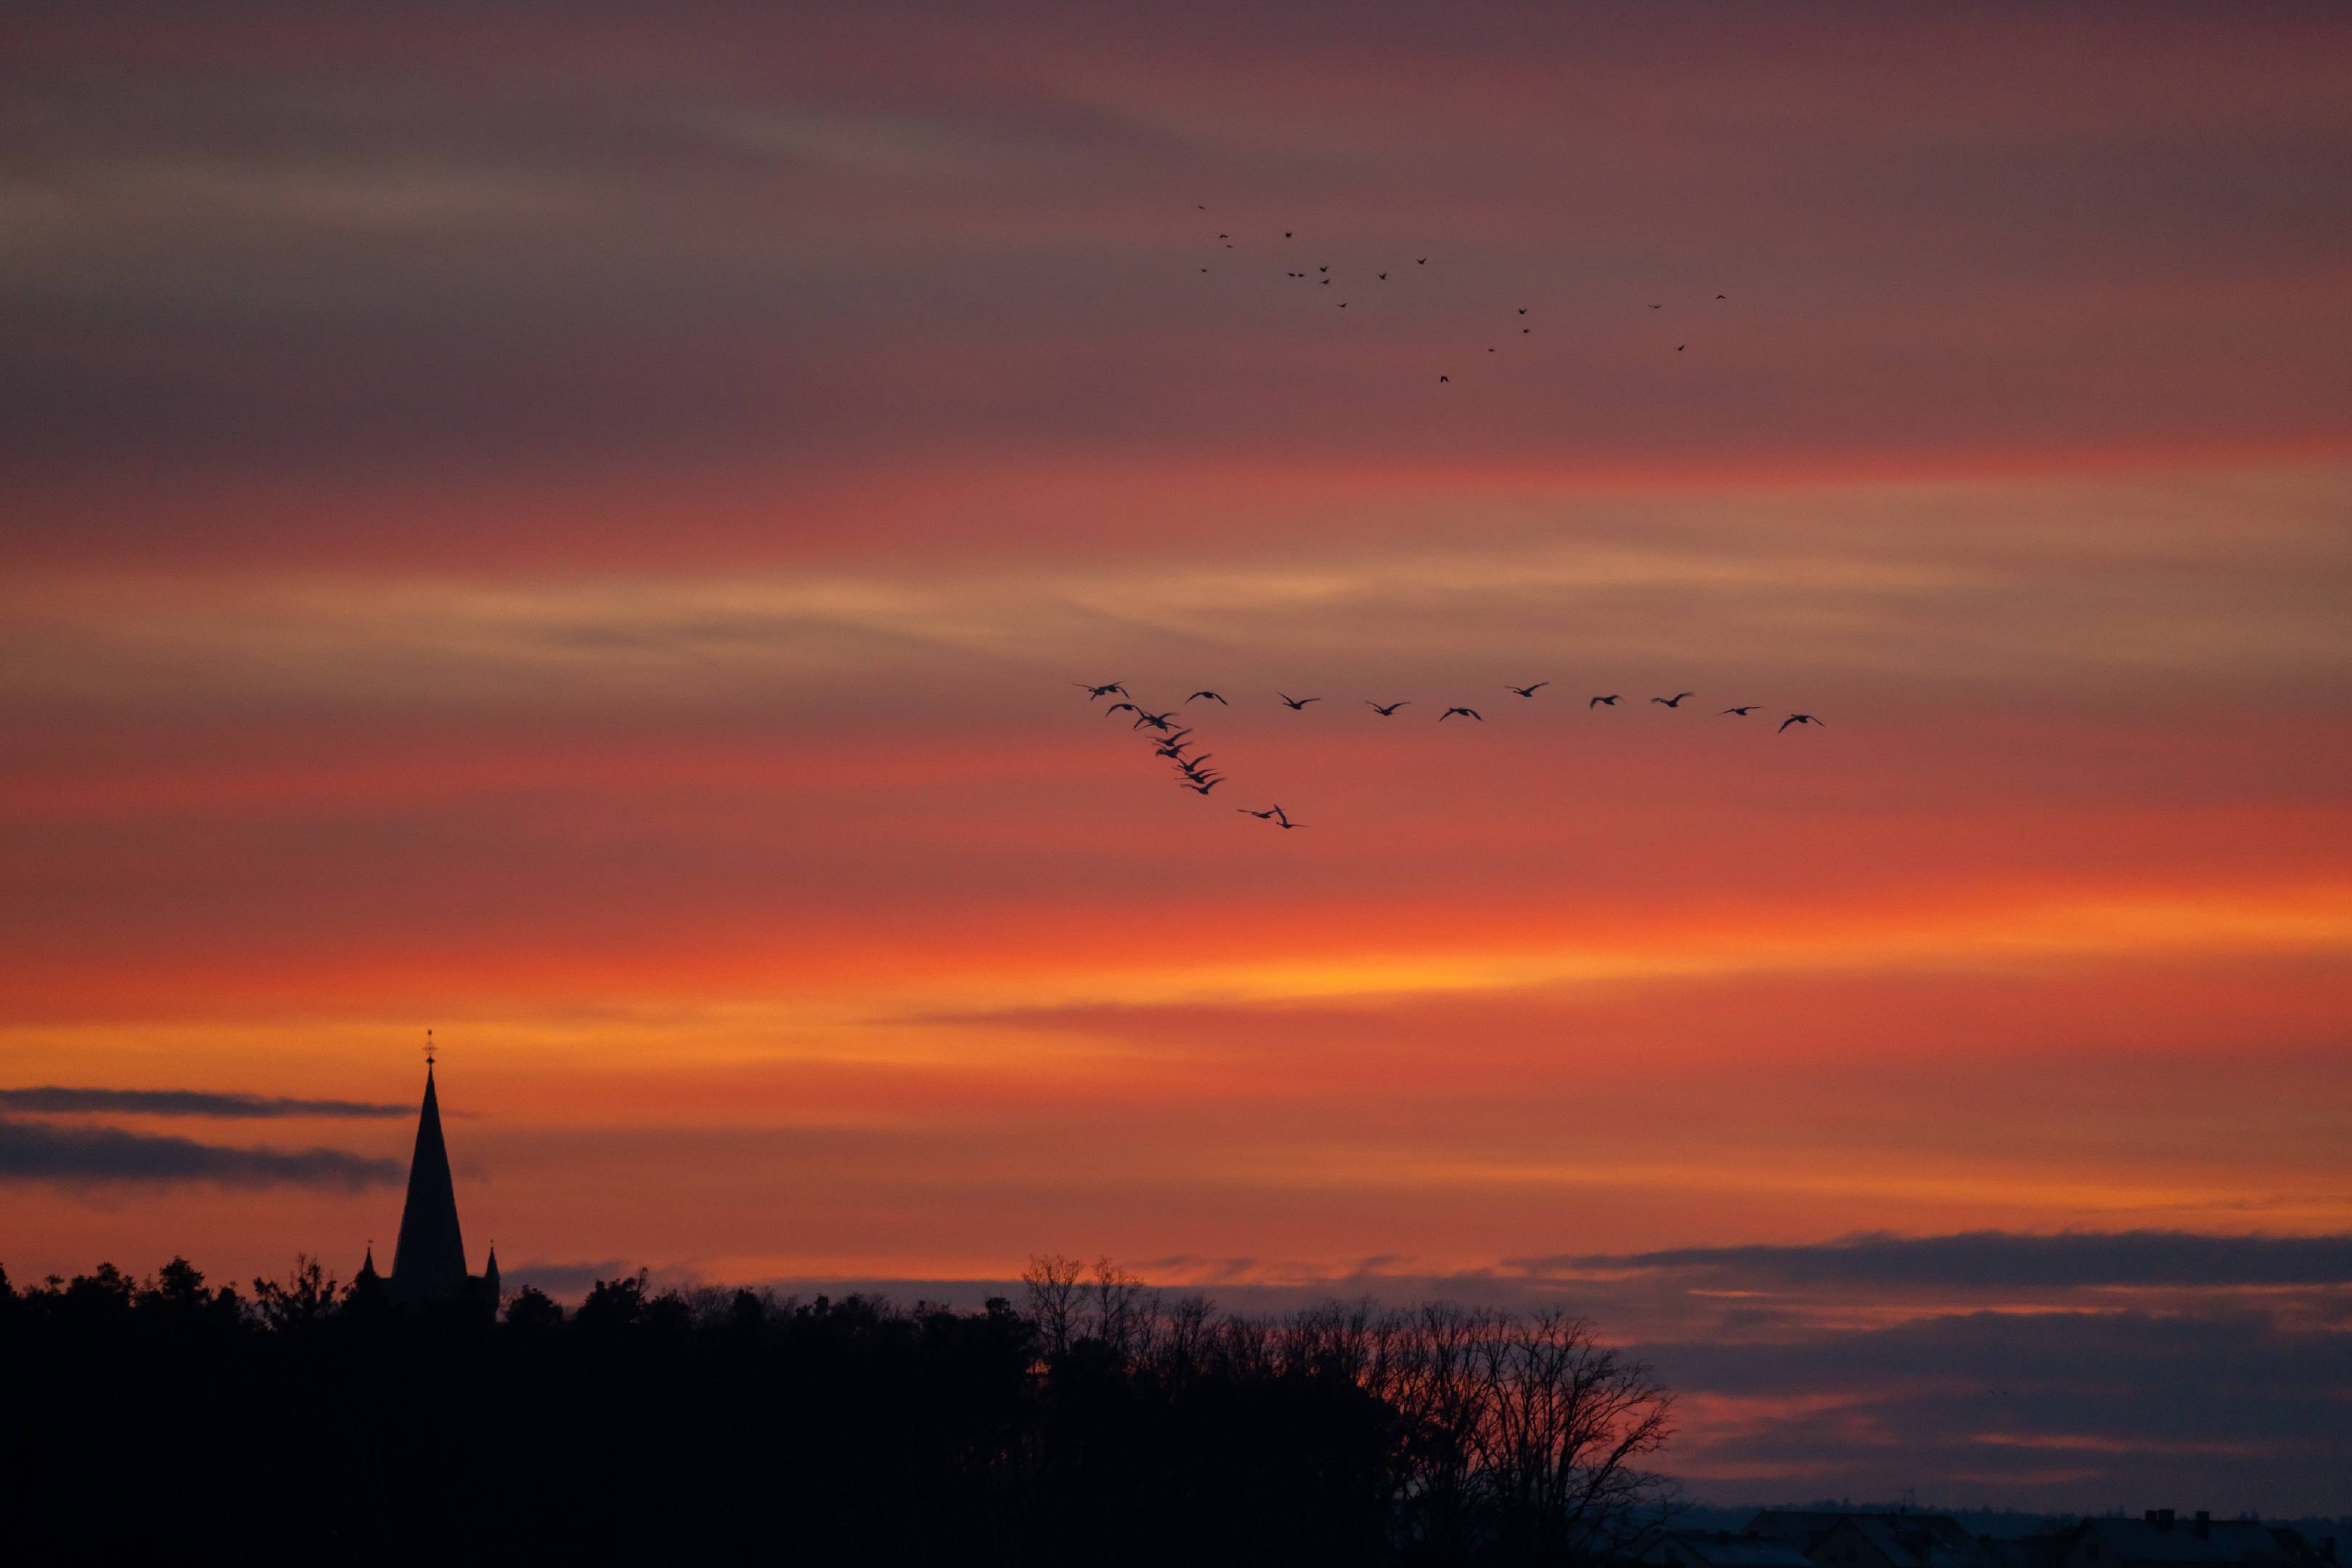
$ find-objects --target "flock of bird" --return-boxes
[1074,680,1823,829]
[1153,208,1791,826]
[1191,205,1723,381]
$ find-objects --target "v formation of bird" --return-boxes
[1143,209,1772,822]
[1074,680,1823,829]
[1191,207,1728,384]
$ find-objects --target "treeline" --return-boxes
[0,1253,1677,1565]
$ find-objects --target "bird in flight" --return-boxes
[1187,690,1228,706]
[1238,807,1280,820]
[1440,706,1483,722]
[1365,701,1410,716]
[1439,375,1450,383]
[1105,702,1139,718]
[1180,777,1224,795]
[1651,693,1695,708]
[1779,713,1826,732]
[1416,257,1427,265]
[1378,271,1387,279]
[1074,682,1129,700]
[1675,344,1686,352]
[1132,709,1180,732]
[1517,307,1527,315]
[1648,303,1662,309]
[1506,682,1550,698]
[1278,693,1321,710]
[1589,694,1621,707]
[1273,804,1302,829]
[1720,706,1759,716]
[1716,293,1727,300]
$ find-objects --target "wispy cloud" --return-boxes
[1529,1229,2352,1291]
[0,1117,398,1189]
[0,1085,408,1119]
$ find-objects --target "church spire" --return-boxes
[387,1042,469,1304]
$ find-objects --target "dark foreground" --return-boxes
[0,1256,1673,1565]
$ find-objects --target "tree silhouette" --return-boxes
[502,1284,563,1330]
[250,1254,338,1331]
[0,1250,1681,1564]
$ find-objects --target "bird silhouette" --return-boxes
[1675,344,1685,352]
[1506,682,1550,698]
[1589,695,1621,707]
[1187,690,1228,705]
[1284,231,1293,238]
[1318,266,1328,273]
[1273,804,1302,828]
[1648,303,1662,309]
[1439,375,1451,383]
[1378,271,1387,279]
[1105,702,1139,717]
[1779,713,1826,732]
[1720,706,1759,716]
[1365,701,1410,716]
[1075,682,1130,700]
[1651,693,1695,708]
[1416,257,1427,265]
[1132,710,1180,731]
[1716,293,1727,300]
[1181,777,1224,795]
[1278,693,1322,710]
[1516,307,1527,315]
[1238,807,1280,820]
[1440,706,1482,722]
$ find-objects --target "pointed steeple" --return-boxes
[388,1058,469,1304]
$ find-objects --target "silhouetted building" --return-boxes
[383,1061,499,1318]
[1644,1532,1818,1568]
[1744,1512,1999,1568]
[2058,1514,2322,1568]
[1815,1515,1998,1568]
[1751,1515,1874,1558]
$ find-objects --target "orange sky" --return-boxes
[4,1,2350,1511]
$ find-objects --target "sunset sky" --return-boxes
[5,1,2350,1512]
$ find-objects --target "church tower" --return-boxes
[388,1051,470,1307]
